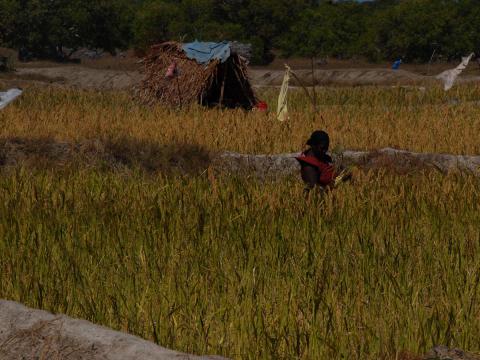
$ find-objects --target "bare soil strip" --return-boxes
[214,148,480,177]
[2,66,142,90]
[3,66,480,90]
[0,300,226,360]
[2,300,479,360]
[0,137,478,176]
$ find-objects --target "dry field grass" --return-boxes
[1,85,480,155]
[0,85,479,359]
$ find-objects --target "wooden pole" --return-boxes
[311,57,317,110]
[175,76,182,108]
[219,63,227,107]
[232,61,254,108]
[427,48,437,76]
[289,70,317,111]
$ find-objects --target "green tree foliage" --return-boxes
[280,2,369,59]
[132,0,312,64]
[281,0,480,62]
[373,0,457,61]
[0,0,18,46]
[133,0,233,48]
[0,0,132,59]
[1,0,480,64]
[217,0,313,63]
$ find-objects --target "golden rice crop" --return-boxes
[0,86,479,359]
[0,169,479,359]
[0,85,479,154]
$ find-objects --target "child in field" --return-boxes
[296,130,351,193]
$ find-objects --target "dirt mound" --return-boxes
[0,137,212,174]
[2,299,478,360]
[214,148,480,178]
[398,346,480,360]
[0,300,226,360]
[2,65,480,90]
[250,68,427,87]
[423,346,480,360]
[13,66,141,90]
[0,137,478,177]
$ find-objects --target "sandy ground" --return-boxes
[2,46,480,90]
[1,63,480,90]
[249,68,426,87]
[2,299,477,360]
[0,300,226,360]
[0,66,440,90]
[1,66,142,90]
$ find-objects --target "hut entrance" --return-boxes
[201,56,256,109]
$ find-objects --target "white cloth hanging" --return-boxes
[277,65,290,121]
[0,88,23,110]
[436,53,474,91]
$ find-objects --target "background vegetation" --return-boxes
[2,0,480,64]
[0,86,480,358]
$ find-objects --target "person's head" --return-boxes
[307,130,329,157]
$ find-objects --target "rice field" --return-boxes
[2,85,480,155]
[0,85,479,359]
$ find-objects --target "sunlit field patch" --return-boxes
[0,86,479,359]
[1,85,480,155]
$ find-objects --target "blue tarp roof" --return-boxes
[182,41,231,65]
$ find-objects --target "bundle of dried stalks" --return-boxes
[136,42,257,109]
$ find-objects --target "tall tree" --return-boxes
[132,0,311,64]
[0,0,132,59]
[280,2,368,59]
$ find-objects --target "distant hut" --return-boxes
[136,41,257,109]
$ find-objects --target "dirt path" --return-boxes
[250,68,480,87]
[250,68,426,87]
[2,299,479,360]
[2,65,480,90]
[17,66,142,89]
[2,66,142,90]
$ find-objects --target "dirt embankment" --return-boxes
[215,148,480,178]
[0,137,478,177]
[2,48,480,90]
[250,68,480,87]
[1,300,478,360]
[0,300,226,360]
[0,137,212,175]
[250,68,427,87]
[2,65,480,90]
[1,66,142,90]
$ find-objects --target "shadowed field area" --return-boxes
[0,86,480,359]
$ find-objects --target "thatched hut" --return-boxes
[136,42,257,109]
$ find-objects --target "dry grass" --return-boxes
[1,85,479,155]
[0,86,479,359]
[0,169,479,359]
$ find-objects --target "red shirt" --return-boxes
[296,151,335,187]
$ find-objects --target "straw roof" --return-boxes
[136,42,257,109]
